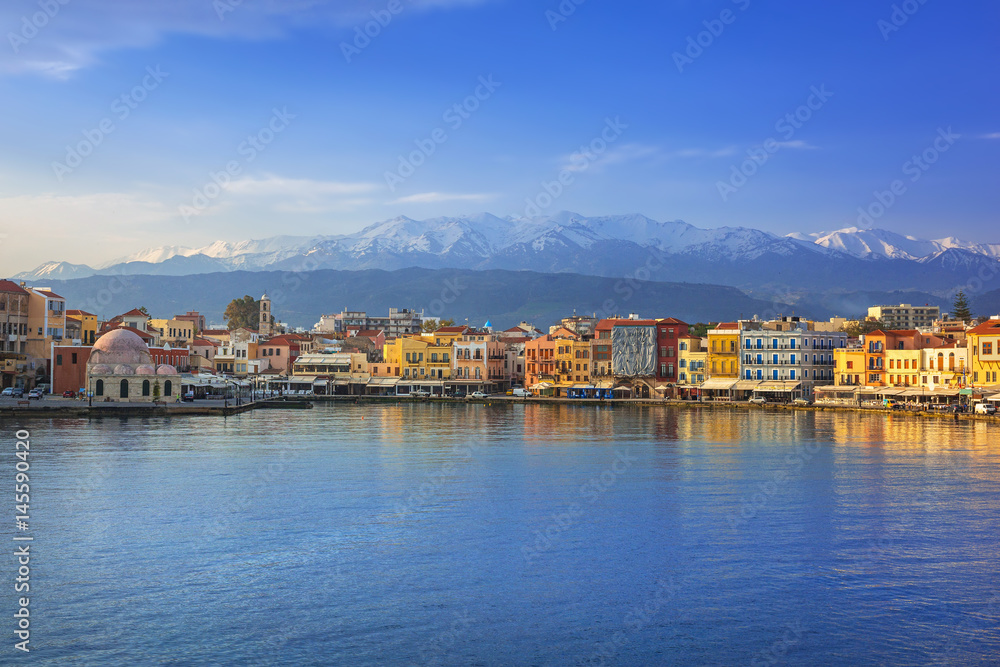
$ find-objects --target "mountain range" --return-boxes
[11,213,1000,298]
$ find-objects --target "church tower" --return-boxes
[259,293,273,337]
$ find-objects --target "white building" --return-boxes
[740,319,847,398]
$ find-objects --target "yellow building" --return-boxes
[920,346,968,387]
[25,287,67,363]
[678,336,707,385]
[834,348,866,386]
[553,334,590,391]
[968,319,1000,387]
[66,310,98,345]
[884,349,921,387]
[383,335,454,381]
[707,322,740,378]
[149,318,195,346]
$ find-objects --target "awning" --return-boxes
[530,382,553,390]
[573,384,596,390]
[700,379,737,391]
[290,376,317,383]
[985,393,1000,402]
[734,380,761,390]
[595,381,613,389]
[876,388,906,396]
[367,377,399,386]
[755,381,801,392]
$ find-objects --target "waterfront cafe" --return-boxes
[814,386,858,405]
[699,378,737,401]
[565,384,613,399]
[752,380,803,403]
[733,379,760,402]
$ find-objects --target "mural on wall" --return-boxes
[611,325,656,376]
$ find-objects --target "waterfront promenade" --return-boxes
[3,393,998,425]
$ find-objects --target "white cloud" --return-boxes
[774,140,818,150]
[389,192,496,204]
[981,132,1000,140]
[0,0,494,78]
[224,175,378,197]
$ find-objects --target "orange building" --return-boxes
[864,329,944,387]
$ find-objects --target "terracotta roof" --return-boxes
[714,322,739,330]
[118,308,148,318]
[66,309,95,316]
[356,329,383,337]
[35,289,65,299]
[657,317,688,325]
[192,338,219,347]
[201,329,229,336]
[0,280,30,295]
[614,320,657,326]
[435,326,470,334]
[968,319,1000,334]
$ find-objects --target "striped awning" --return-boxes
[700,379,737,390]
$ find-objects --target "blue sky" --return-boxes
[0,0,997,273]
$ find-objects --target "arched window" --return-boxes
[142,380,150,396]
[164,380,172,397]
[120,379,129,398]
[95,379,104,396]
[948,353,955,371]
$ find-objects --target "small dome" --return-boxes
[156,364,178,375]
[261,293,269,301]
[114,364,135,375]
[90,328,153,366]
[136,365,157,375]
[90,364,113,375]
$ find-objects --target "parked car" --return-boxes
[512,387,532,398]
[62,390,76,398]
[1,387,12,397]
[974,402,996,415]
[470,391,488,399]
[410,390,430,397]
[451,391,467,399]
[10,387,24,398]
[27,389,43,400]
[748,396,766,405]
[182,391,195,402]
[792,397,811,406]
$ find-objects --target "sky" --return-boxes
[0,0,997,274]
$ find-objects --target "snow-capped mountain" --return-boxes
[788,227,1000,261]
[11,213,1000,295]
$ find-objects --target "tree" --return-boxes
[420,318,457,333]
[139,306,150,316]
[841,318,887,338]
[152,381,161,400]
[224,295,259,330]
[688,322,711,338]
[952,290,972,323]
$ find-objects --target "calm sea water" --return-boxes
[4,404,1000,665]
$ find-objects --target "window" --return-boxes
[984,342,993,355]
[164,380,172,396]
[120,379,129,398]
[142,380,150,396]
[56,354,62,366]
[847,361,853,369]
[790,370,796,379]
[95,379,104,396]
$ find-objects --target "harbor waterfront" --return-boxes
[5,403,999,664]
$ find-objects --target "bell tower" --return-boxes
[259,293,273,337]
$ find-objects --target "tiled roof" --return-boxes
[36,289,65,299]
[969,319,1000,334]
[66,309,95,316]
[0,280,30,295]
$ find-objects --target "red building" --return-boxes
[52,345,91,395]
[655,317,690,384]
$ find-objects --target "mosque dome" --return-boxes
[89,327,154,366]
[136,365,157,375]
[114,364,136,375]
[156,364,178,375]
[89,364,113,375]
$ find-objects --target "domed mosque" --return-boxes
[87,325,180,401]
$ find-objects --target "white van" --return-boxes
[974,402,996,415]
[512,388,531,397]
